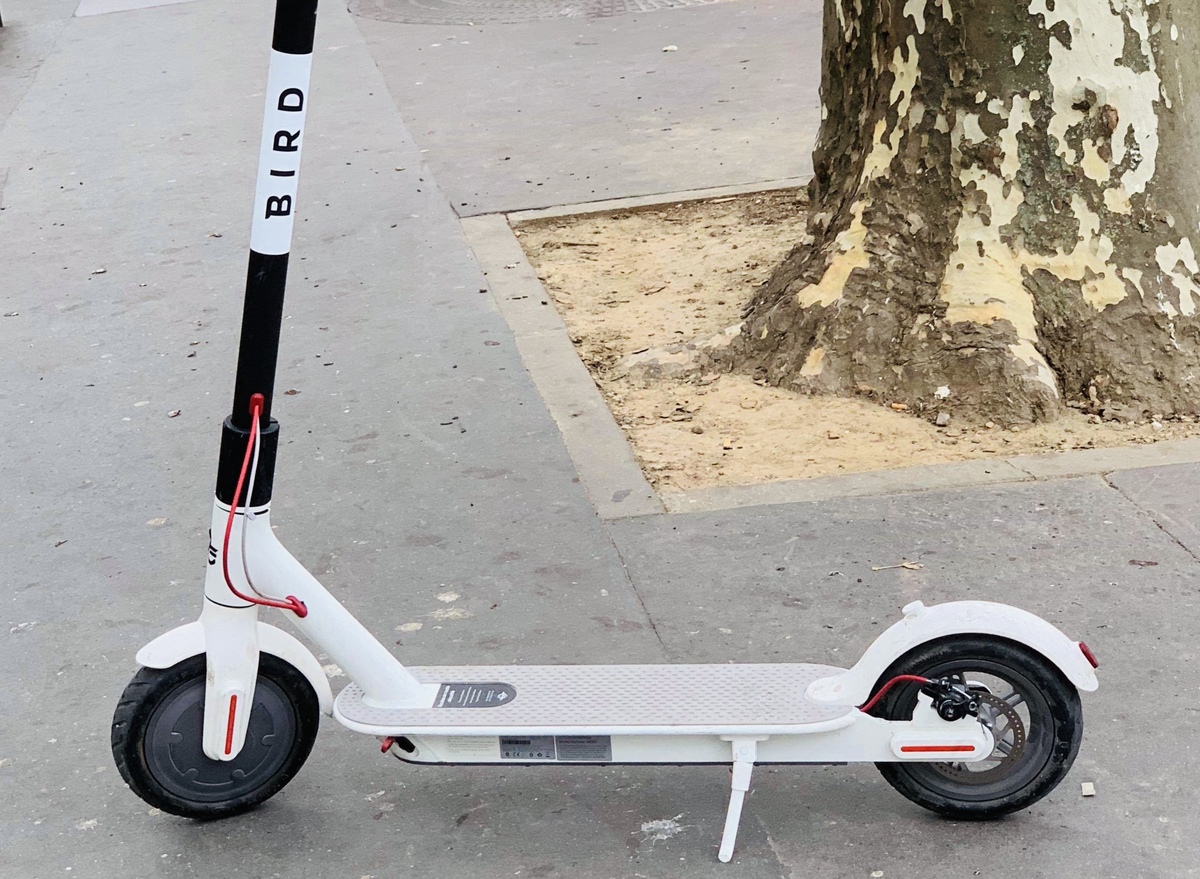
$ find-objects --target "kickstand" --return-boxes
[718,736,766,863]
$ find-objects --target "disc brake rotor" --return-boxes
[927,691,1027,783]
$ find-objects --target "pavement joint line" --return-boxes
[465,185,1200,519]
[1117,487,1200,563]
[1103,470,1200,564]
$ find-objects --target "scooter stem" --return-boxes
[214,0,317,512]
[197,0,427,759]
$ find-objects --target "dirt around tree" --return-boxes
[517,190,1200,493]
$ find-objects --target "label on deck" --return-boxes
[500,736,556,760]
[498,735,612,761]
[444,736,501,759]
[434,682,516,709]
[555,735,612,761]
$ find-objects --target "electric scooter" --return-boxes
[110,0,1100,862]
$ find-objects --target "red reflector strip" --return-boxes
[1079,641,1099,669]
[224,694,238,756]
[899,745,977,753]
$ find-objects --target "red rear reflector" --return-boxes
[900,745,977,753]
[1079,642,1099,668]
[224,694,238,755]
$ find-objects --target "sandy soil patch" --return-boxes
[515,188,1200,494]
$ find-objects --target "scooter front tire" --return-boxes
[111,653,320,819]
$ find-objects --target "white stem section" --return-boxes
[206,500,426,714]
[249,50,312,256]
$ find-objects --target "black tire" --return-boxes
[111,653,320,819]
[870,636,1083,819]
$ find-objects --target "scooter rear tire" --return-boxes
[111,653,320,819]
[870,635,1083,819]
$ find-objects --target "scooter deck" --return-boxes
[333,663,856,736]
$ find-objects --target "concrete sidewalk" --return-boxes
[0,1,1197,877]
[356,0,821,215]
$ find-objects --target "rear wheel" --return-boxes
[871,636,1083,819]
[111,653,319,819]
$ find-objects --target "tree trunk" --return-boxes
[731,0,1200,424]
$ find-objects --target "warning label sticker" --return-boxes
[434,682,516,709]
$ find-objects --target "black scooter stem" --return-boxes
[216,0,318,508]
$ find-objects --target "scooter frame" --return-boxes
[122,0,1100,863]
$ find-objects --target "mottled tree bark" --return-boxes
[732,0,1200,424]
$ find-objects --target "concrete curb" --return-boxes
[663,460,1031,513]
[663,438,1200,513]
[461,214,663,520]
[466,184,1200,519]
[75,0,200,17]
[506,177,810,224]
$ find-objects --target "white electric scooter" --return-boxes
[111,0,1100,862]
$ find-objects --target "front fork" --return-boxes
[200,497,428,761]
[200,501,263,761]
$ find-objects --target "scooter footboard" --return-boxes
[387,697,993,766]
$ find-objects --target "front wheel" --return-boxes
[870,636,1084,819]
[111,653,320,819]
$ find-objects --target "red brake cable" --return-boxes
[858,674,930,714]
[221,393,308,618]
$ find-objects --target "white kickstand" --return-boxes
[718,737,766,863]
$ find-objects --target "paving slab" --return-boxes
[355,0,822,215]
[609,476,1200,877]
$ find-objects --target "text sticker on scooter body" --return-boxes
[435,682,517,708]
[497,736,612,761]
[500,736,555,760]
[555,735,612,761]
[249,50,312,256]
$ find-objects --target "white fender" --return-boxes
[135,620,334,715]
[807,600,1099,707]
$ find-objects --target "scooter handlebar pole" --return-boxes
[216,0,318,507]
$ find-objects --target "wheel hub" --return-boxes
[928,691,1026,783]
[146,677,295,803]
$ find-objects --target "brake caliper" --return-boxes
[920,678,980,722]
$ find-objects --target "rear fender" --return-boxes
[806,601,1098,707]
